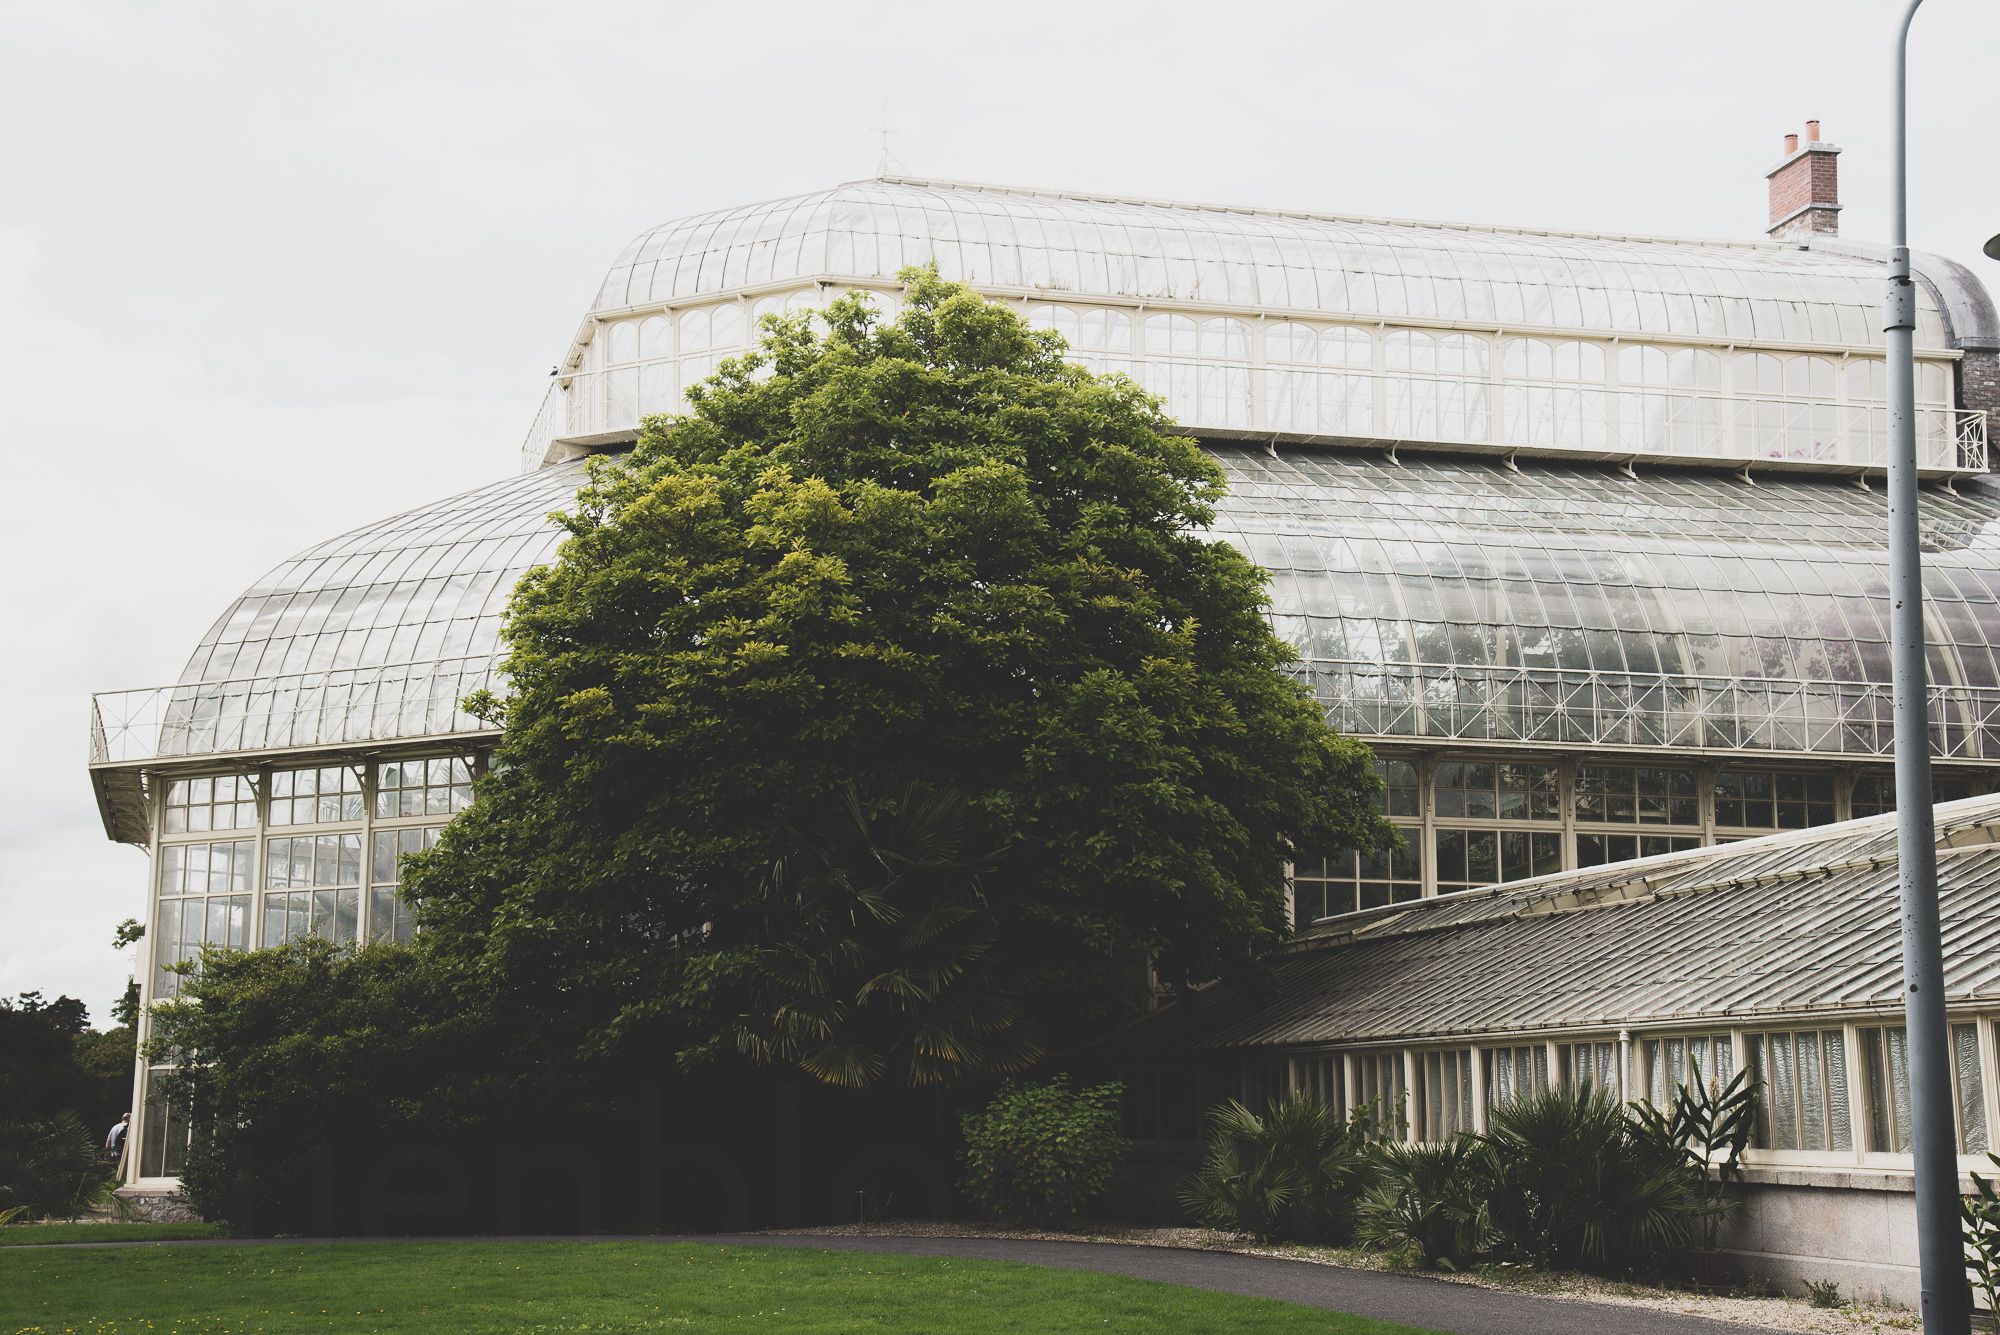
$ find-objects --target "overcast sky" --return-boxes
[3,0,1996,1024]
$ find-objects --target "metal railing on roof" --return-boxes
[90,655,501,766]
[1305,659,2000,759]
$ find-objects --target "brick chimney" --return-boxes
[1767,120,1840,241]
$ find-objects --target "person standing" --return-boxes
[104,1112,129,1179]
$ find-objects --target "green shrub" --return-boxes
[144,937,500,1234]
[1178,1095,1378,1243]
[0,1113,109,1220]
[1965,1151,2000,1320]
[958,1078,1126,1226]
[1357,1138,1486,1269]
[1478,1083,1700,1277]
[1805,1277,1845,1309]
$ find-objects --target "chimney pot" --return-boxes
[1767,121,1840,241]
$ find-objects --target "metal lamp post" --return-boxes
[1886,3,1968,1331]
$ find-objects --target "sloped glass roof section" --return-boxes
[1119,792,2000,1053]
[1208,446,2000,760]
[90,461,589,769]
[526,179,1986,476]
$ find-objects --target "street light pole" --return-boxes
[1885,2,1967,1330]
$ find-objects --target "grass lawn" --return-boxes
[0,1240,1436,1334]
[0,1222,224,1247]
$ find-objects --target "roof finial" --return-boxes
[870,101,908,179]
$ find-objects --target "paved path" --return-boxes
[677,1234,1762,1335]
[8,1230,1767,1334]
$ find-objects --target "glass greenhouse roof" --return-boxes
[1210,447,2000,758]
[591,177,1962,350]
[531,179,1991,477]
[91,442,2000,800]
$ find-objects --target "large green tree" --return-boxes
[407,271,1385,1087]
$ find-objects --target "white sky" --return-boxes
[2,0,1996,1024]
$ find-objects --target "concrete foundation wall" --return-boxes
[1715,1170,1922,1309]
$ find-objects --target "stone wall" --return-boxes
[113,1185,201,1224]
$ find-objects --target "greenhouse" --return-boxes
[90,177,2000,1280]
[1115,794,2000,1305]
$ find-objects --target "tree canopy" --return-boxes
[405,270,1386,1088]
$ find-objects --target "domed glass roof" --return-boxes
[590,177,1957,349]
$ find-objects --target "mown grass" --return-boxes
[0,1222,224,1247]
[0,1240,1437,1334]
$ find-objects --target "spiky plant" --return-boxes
[1178,1094,1377,1243]
[1357,1138,1487,1269]
[1479,1083,1700,1276]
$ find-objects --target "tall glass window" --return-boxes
[1293,759,1421,921]
[1561,1040,1620,1093]
[1642,1032,1734,1110]
[1352,1051,1408,1138]
[370,826,442,944]
[1714,769,1836,832]
[162,775,257,834]
[1747,1029,1852,1152]
[1418,1049,1475,1141]
[1574,763,1702,868]
[267,766,363,827]
[263,834,362,946]
[375,757,475,819]
[153,840,253,997]
[1861,1023,1987,1156]
[1485,1043,1550,1110]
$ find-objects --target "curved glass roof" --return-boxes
[592,177,1956,350]
[102,444,2000,770]
[138,460,590,759]
[1208,447,2000,758]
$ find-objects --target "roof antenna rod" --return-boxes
[872,102,908,178]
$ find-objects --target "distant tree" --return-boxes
[406,270,1388,1089]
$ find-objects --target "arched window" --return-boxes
[638,316,671,361]
[607,320,639,366]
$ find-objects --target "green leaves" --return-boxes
[1179,1095,1380,1245]
[404,268,1387,1089]
[1965,1152,2000,1318]
[959,1078,1127,1226]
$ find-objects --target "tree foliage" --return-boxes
[142,939,500,1234]
[406,270,1386,1087]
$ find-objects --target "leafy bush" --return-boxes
[144,937,503,1234]
[1479,1083,1701,1277]
[958,1078,1126,1225]
[1357,1138,1486,1268]
[0,1113,108,1220]
[1805,1277,1845,1309]
[1965,1151,2000,1320]
[1178,1095,1378,1243]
